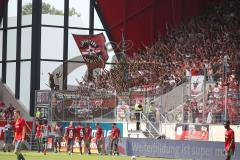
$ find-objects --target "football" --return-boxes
[131,156,136,160]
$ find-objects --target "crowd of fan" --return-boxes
[45,0,240,124]
[0,101,15,121]
[80,0,240,94]
[183,74,240,124]
[96,0,240,124]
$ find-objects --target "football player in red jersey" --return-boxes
[64,121,75,155]
[224,120,235,160]
[95,123,103,155]
[35,120,43,153]
[110,123,120,155]
[75,122,85,155]
[13,110,26,160]
[84,123,92,154]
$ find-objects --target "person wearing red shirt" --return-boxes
[13,110,26,160]
[75,122,85,155]
[110,123,120,155]
[64,121,75,155]
[84,123,92,154]
[35,121,43,153]
[95,123,103,155]
[224,120,235,160]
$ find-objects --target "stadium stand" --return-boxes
[0,0,240,159]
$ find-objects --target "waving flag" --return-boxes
[72,33,109,69]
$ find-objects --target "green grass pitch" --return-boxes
[0,151,175,160]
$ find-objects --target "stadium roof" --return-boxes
[0,0,222,56]
[96,0,222,57]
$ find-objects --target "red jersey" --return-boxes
[65,125,75,139]
[85,126,92,140]
[15,117,26,140]
[76,125,85,139]
[35,124,42,138]
[111,127,120,140]
[225,128,235,151]
[96,126,103,140]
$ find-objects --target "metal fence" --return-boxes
[50,90,116,122]
[34,80,240,125]
[165,80,240,125]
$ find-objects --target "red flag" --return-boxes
[72,33,108,69]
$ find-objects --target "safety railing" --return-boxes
[140,112,161,138]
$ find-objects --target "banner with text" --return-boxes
[126,138,240,160]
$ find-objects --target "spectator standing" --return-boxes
[48,73,55,90]
[35,108,42,122]
[134,101,143,131]
[54,72,62,90]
